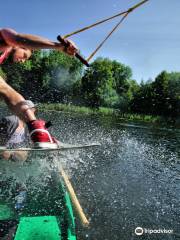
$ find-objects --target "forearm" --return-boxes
[14,34,65,50]
[1,28,64,51]
[0,76,36,122]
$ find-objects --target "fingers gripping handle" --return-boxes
[57,35,90,67]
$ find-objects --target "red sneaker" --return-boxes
[28,120,58,148]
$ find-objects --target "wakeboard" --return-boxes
[0,143,100,152]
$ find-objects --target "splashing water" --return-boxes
[0,110,179,239]
[51,66,81,90]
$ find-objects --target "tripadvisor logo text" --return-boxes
[135,227,173,236]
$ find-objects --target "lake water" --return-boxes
[0,109,180,239]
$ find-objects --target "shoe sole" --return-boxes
[33,142,58,149]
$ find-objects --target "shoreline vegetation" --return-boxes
[38,103,180,128]
[0,101,179,128]
[0,50,179,128]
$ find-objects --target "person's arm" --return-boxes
[1,28,78,56]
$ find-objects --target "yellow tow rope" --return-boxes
[63,0,149,39]
[58,0,149,66]
[86,0,149,62]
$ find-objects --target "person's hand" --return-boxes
[1,151,11,160]
[1,150,28,161]
[63,39,78,56]
[12,151,28,161]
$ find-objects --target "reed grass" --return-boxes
[38,103,161,123]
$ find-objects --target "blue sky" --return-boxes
[1,0,180,82]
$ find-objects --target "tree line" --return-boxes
[0,50,179,119]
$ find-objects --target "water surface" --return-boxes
[0,109,179,239]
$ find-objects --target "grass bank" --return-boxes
[38,103,164,124]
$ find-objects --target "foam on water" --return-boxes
[71,128,180,239]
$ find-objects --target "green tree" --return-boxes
[130,80,154,114]
[81,58,115,108]
[112,60,132,95]
[40,50,83,102]
[130,71,180,118]
[81,57,132,109]
[165,72,180,117]
[1,59,30,92]
[0,67,6,79]
[151,71,169,115]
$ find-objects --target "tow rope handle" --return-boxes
[57,35,90,67]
